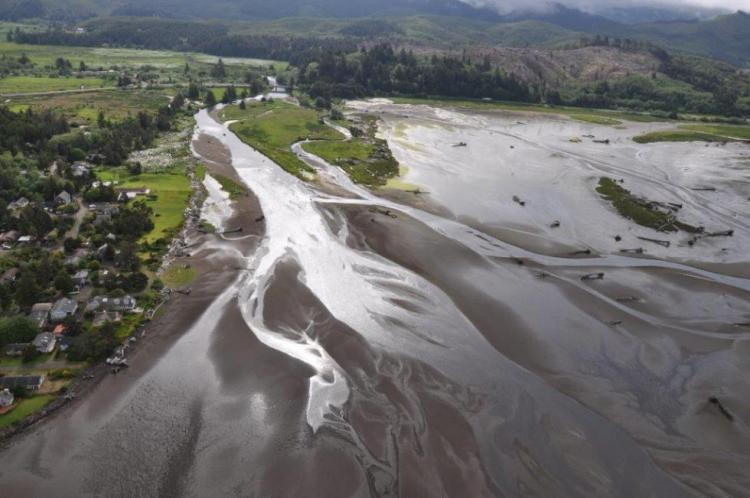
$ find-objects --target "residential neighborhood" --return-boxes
[0,153,183,429]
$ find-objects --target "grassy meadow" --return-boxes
[96,168,192,243]
[223,100,344,177]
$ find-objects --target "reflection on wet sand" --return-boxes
[0,101,748,497]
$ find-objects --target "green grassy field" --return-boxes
[0,394,56,429]
[0,41,282,70]
[161,263,196,289]
[7,89,171,123]
[97,168,192,243]
[633,124,750,143]
[223,100,343,177]
[0,75,110,94]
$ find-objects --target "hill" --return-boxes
[2,0,750,67]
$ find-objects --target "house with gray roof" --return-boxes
[0,388,13,408]
[33,332,56,354]
[29,302,52,329]
[4,343,29,357]
[50,297,78,322]
[86,295,136,313]
[0,375,45,390]
[55,191,72,206]
[73,269,90,287]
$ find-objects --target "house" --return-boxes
[116,187,151,201]
[29,302,52,329]
[93,311,122,327]
[50,297,78,322]
[86,295,136,313]
[65,248,89,267]
[0,230,19,244]
[0,268,19,285]
[73,269,89,287]
[55,191,72,206]
[33,332,56,354]
[96,243,114,261]
[72,161,92,178]
[0,388,13,408]
[4,343,29,357]
[7,197,30,211]
[0,375,45,391]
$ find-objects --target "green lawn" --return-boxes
[99,169,192,243]
[632,124,750,144]
[0,75,110,94]
[0,394,56,429]
[223,100,344,177]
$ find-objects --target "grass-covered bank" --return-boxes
[633,124,750,143]
[0,394,56,429]
[222,99,400,185]
[596,177,699,232]
[302,115,399,186]
[222,100,343,178]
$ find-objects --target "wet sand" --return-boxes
[1,103,748,498]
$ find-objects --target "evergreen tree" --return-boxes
[211,58,226,79]
[187,82,200,100]
[204,90,217,107]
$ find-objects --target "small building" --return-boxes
[51,297,78,322]
[65,248,89,267]
[86,295,136,313]
[52,324,67,336]
[93,311,123,327]
[33,332,56,354]
[7,197,30,212]
[29,302,52,329]
[116,187,151,201]
[72,161,92,178]
[0,230,19,244]
[0,268,19,285]
[17,235,34,244]
[0,375,45,391]
[0,388,14,408]
[55,191,72,206]
[4,343,29,357]
[73,269,89,287]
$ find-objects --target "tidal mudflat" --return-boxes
[0,99,748,498]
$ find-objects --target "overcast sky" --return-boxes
[468,0,750,13]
